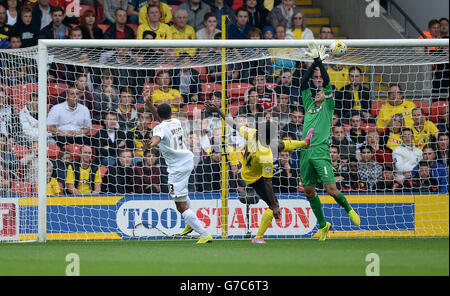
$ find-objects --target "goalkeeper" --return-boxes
[205,102,315,244]
[301,43,360,240]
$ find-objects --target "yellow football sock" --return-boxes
[255,209,274,238]
[282,140,307,151]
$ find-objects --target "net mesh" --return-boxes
[0,42,448,242]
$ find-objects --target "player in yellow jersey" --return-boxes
[205,103,315,244]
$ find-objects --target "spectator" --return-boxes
[226,7,251,39]
[358,145,382,190]
[346,112,366,155]
[196,12,221,40]
[330,125,356,162]
[19,92,43,143]
[65,145,102,195]
[329,145,349,191]
[10,6,39,47]
[436,132,449,166]
[403,161,439,193]
[195,148,222,192]
[126,108,153,166]
[411,106,439,150]
[138,0,172,26]
[51,147,72,190]
[273,150,298,193]
[272,90,291,128]
[247,68,277,111]
[20,141,39,184]
[169,53,201,104]
[47,85,92,148]
[241,27,273,81]
[134,148,164,193]
[93,69,120,116]
[102,0,129,26]
[286,10,314,40]
[270,25,297,76]
[392,128,423,180]
[419,19,440,54]
[0,86,23,144]
[44,159,61,196]
[0,133,18,179]
[69,26,83,39]
[136,4,171,39]
[326,63,350,95]
[31,0,53,31]
[376,83,417,132]
[238,88,264,120]
[3,35,36,85]
[115,86,138,131]
[93,110,127,166]
[439,17,449,37]
[365,129,392,165]
[341,159,368,192]
[212,0,235,30]
[5,0,20,26]
[126,0,148,25]
[262,25,274,39]
[78,8,104,39]
[102,148,136,194]
[375,164,402,192]
[274,69,301,107]
[39,6,70,39]
[338,66,372,122]
[269,0,301,30]
[179,0,212,32]
[104,8,136,39]
[319,24,333,40]
[0,3,11,49]
[151,70,183,113]
[244,0,269,31]
[412,144,449,193]
[169,9,197,57]
[0,161,10,195]
[103,48,134,89]
[281,106,304,140]
[379,113,404,152]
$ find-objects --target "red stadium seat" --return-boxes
[11,181,33,196]
[430,100,449,123]
[63,144,83,161]
[201,83,222,100]
[47,145,60,160]
[87,124,103,137]
[228,82,253,101]
[194,66,208,82]
[97,24,110,34]
[183,104,205,120]
[96,5,104,24]
[128,24,138,36]
[9,145,30,160]
[413,100,430,116]
[47,83,68,96]
[371,101,387,118]
[9,83,38,110]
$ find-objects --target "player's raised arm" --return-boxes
[305,42,331,89]
[204,102,245,131]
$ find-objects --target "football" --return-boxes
[329,40,348,57]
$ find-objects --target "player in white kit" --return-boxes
[146,102,213,244]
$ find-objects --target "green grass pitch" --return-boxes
[0,238,448,276]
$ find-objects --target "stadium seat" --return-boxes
[63,144,83,161]
[9,145,29,160]
[96,5,103,24]
[11,181,33,196]
[10,83,38,110]
[99,166,108,179]
[128,24,138,35]
[194,66,208,82]
[87,124,103,137]
[430,100,449,123]
[47,145,60,160]
[183,104,205,120]
[201,83,222,100]
[413,100,430,116]
[371,101,387,118]
[47,83,68,96]
[228,82,253,101]
[97,24,110,34]
[342,124,351,132]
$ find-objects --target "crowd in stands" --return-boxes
[0,0,449,196]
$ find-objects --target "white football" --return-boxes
[329,40,348,57]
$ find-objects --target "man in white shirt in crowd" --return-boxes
[392,127,423,180]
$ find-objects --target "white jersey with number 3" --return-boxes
[152,118,194,174]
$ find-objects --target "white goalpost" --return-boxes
[0,38,448,242]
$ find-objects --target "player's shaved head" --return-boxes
[157,103,172,119]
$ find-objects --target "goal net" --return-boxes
[0,39,448,242]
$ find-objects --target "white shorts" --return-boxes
[168,159,194,202]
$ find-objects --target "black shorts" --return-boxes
[249,177,277,207]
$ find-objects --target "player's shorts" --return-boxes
[248,177,277,207]
[168,159,194,202]
[299,145,335,187]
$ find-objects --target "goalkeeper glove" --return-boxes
[305,42,319,59]
[317,44,329,61]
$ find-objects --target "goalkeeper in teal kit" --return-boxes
[300,43,360,240]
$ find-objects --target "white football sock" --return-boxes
[182,208,208,238]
